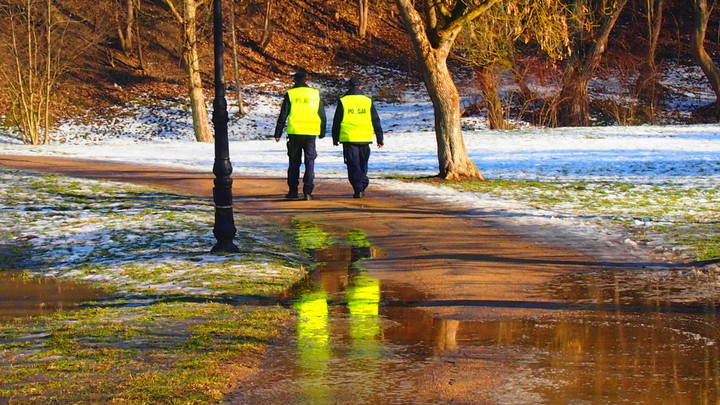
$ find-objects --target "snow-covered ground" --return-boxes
[1,63,719,266]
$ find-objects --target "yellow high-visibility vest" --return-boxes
[287,87,322,135]
[338,95,374,143]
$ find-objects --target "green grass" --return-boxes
[0,303,290,404]
[0,170,306,403]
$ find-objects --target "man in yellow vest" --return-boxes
[331,78,384,198]
[274,70,327,200]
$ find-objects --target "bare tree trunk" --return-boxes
[558,65,592,127]
[135,0,146,71]
[164,0,212,142]
[558,0,628,127]
[183,0,212,142]
[42,0,51,145]
[260,0,273,51]
[394,0,490,180]
[2,0,52,145]
[692,0,720,116]
[118,0,134,54]
[477,66,509,130]
[229,0,245,116]
[424,55,481,180]
[358,0,369,39]
[635,0,664,106]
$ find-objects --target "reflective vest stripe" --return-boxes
[287,87,322,135]
[339,95,374,143]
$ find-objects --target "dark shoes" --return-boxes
[285,192,314,200]
[353,191,364,199]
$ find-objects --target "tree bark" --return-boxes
[229,0,245,116]
[118,0,134,54]
[260,0,273,51]
[135,0,146,72]
[183,0,212,142]
[635,0,663,103]
[358,0,369,39]
[394,0,491,180]
[692,0,720,116]
[164,0,212,142]
[477,67,508,130]
[557,0,629,127]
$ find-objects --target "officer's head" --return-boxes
[293,70,308,84]
[348,78,362,89]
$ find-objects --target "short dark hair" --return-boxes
[348,78,361,88]
[293,70,308,82]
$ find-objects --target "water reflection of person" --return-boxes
[293,246,382,401]
[294,290,332,403]
[347,273,382,359]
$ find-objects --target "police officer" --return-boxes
[274,70,326,200]
[331,78,384,198]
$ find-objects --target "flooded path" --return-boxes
[1,155,718,403]
[227,245,720,404]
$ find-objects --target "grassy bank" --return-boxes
[411,177,720,263]
[0,169,308,403]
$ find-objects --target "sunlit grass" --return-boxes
[411,177,720,261]
[0,303,290,404]
[0,169,305,403]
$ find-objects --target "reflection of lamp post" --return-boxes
[211,0,239,253]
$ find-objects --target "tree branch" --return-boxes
[437,0,501,41]
[162,0,183,23]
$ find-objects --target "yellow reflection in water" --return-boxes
[294,290,331,403]
[348,274,382,358]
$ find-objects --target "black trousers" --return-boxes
[342,143,370,194]
[286,135,317,195]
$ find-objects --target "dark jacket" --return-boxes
[274,82,327,139]
[331,86,383,146]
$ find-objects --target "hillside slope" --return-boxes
[0,0,715,125]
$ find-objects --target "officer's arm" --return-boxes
[331,100,344,145]
[371,102,384,147]
[318,96,327,139]
[273,94,291,140]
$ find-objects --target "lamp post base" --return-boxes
[211,242,240,254]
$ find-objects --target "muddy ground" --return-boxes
[0,154,692,403]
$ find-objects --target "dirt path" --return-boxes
[0,154,643,402]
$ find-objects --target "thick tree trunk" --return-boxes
[418,49,482,180]
[692,0,720,116]
[558,66,592,127]
[182,0,212,142]
[394,0,483,180]
[557,0,628,127]
[477,67,508,130]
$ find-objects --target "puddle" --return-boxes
[229,246,720,404]
[0,271,104,321]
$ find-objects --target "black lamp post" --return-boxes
[211,0,239,253]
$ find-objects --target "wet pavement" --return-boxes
[227,245,720,404]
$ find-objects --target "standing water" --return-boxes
[0,271,104,321]
[227,246,720,404]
